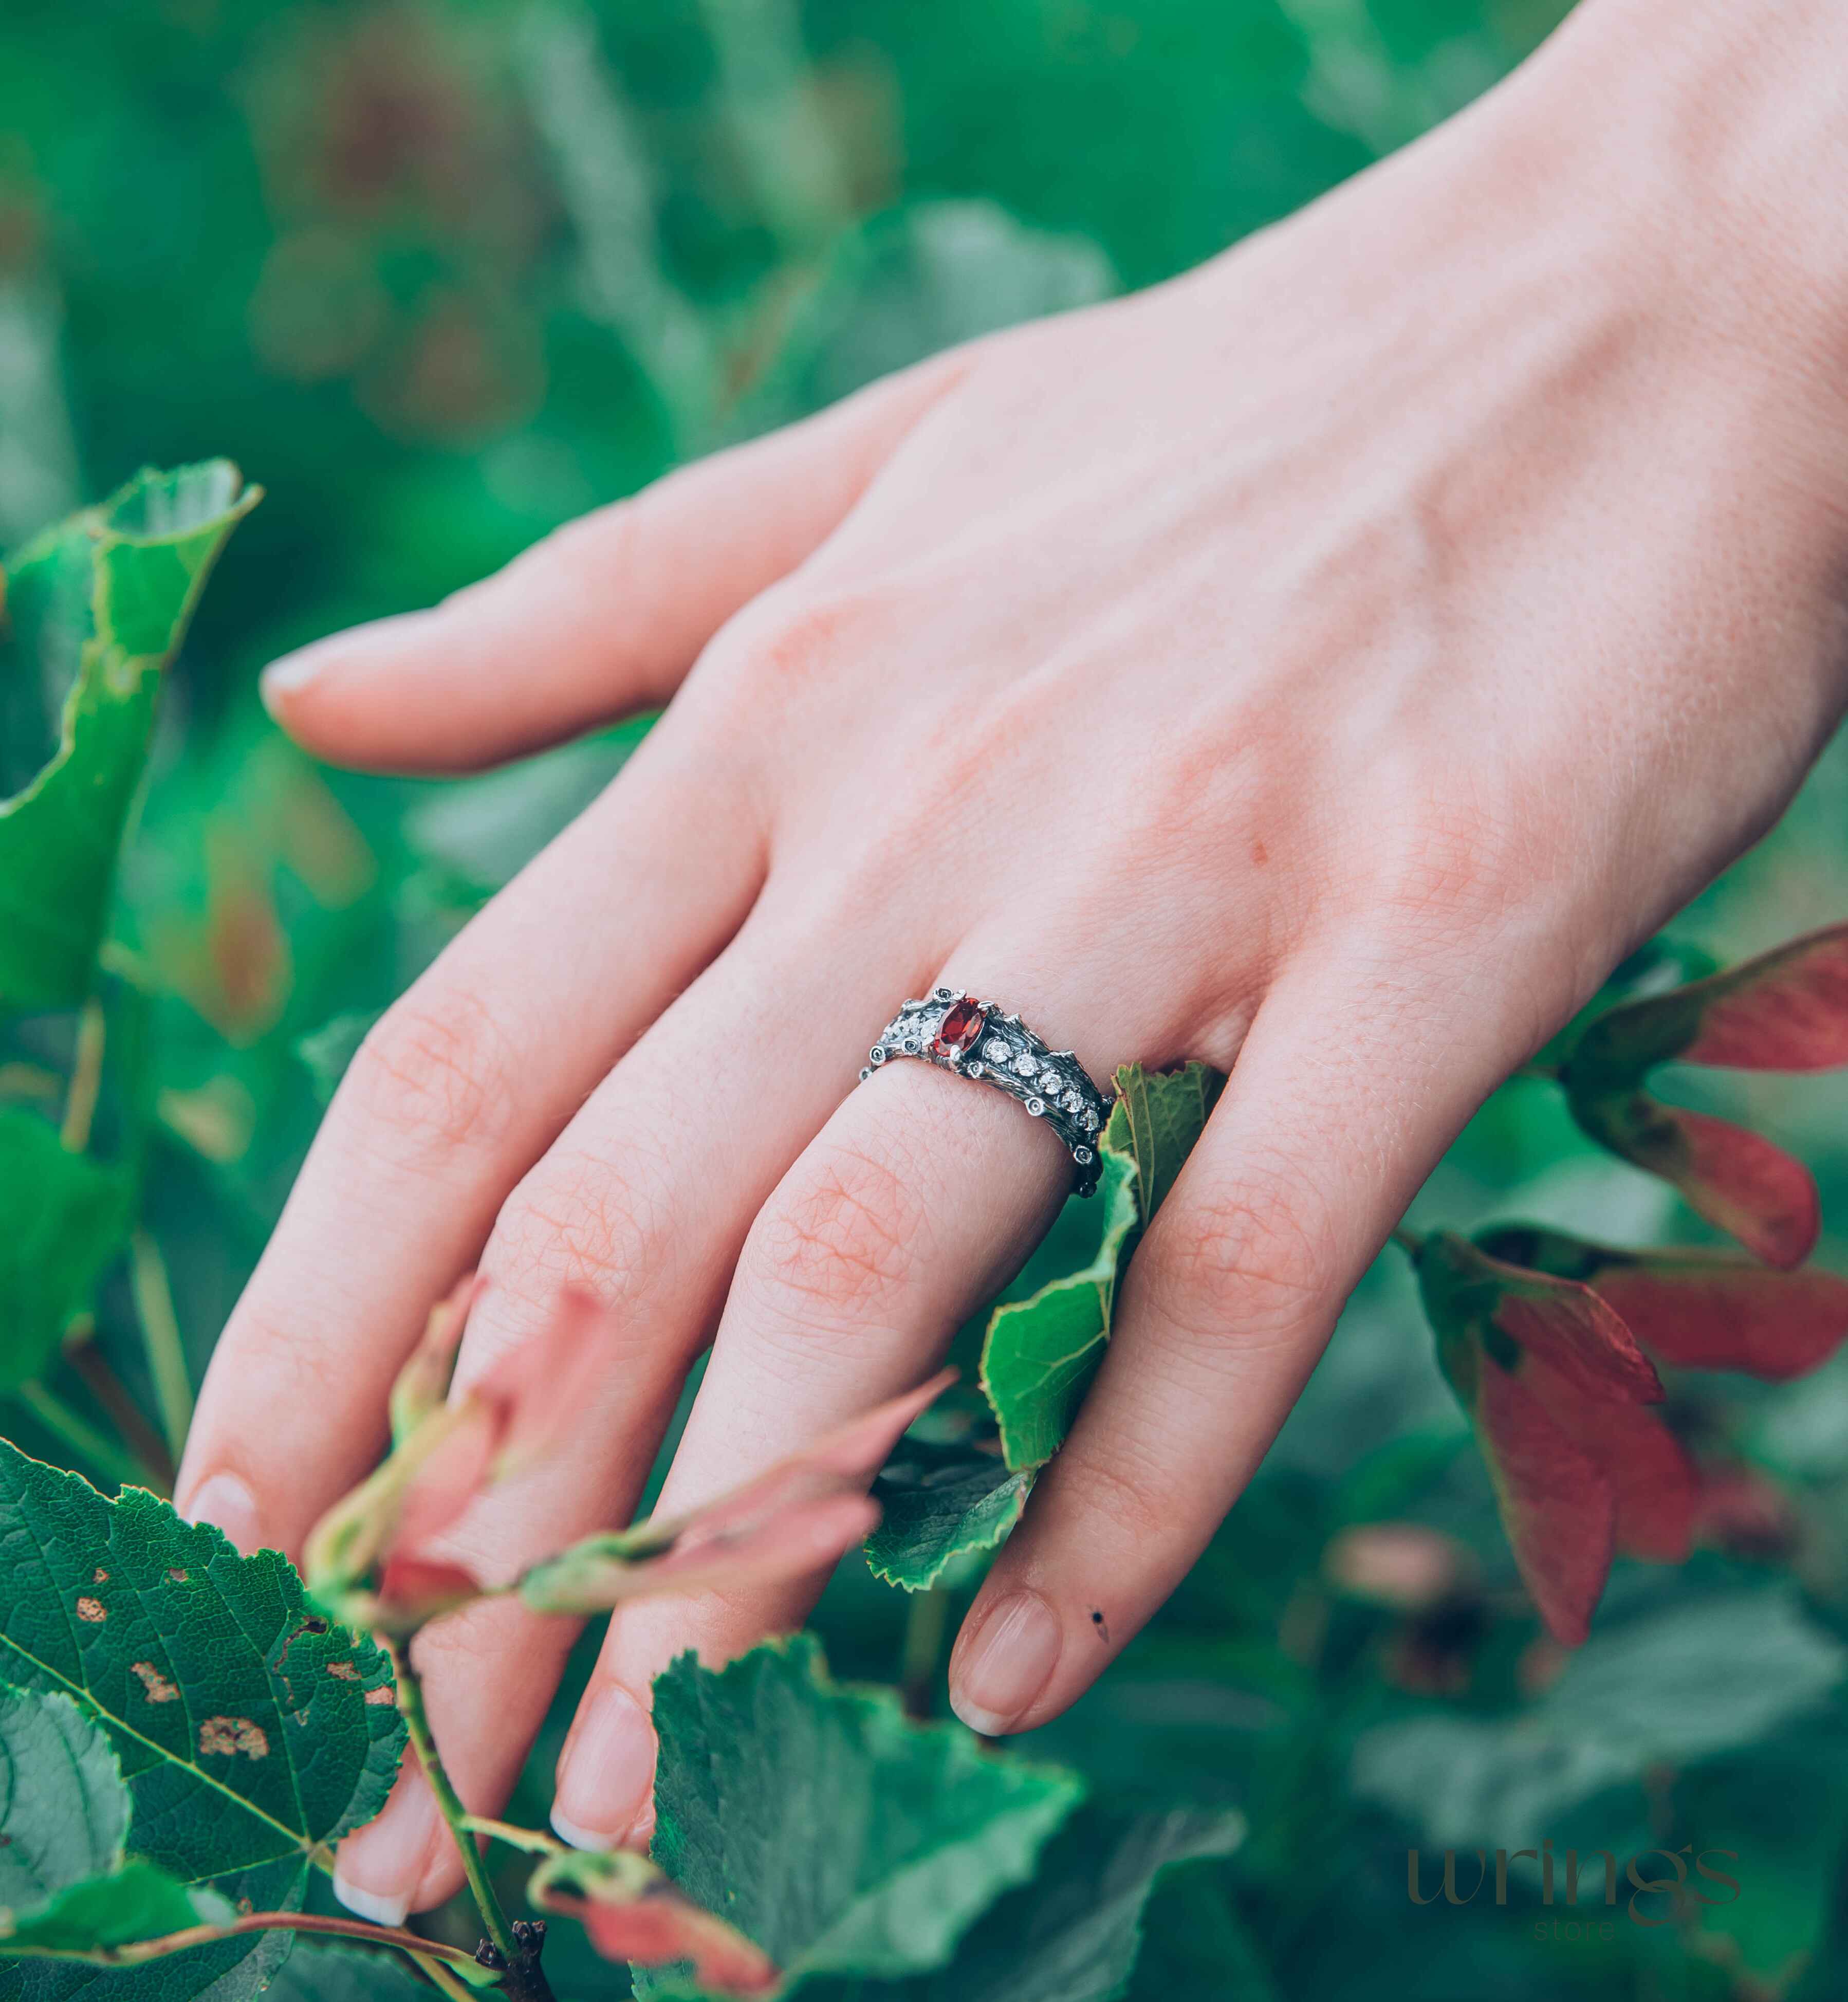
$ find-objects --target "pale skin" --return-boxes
[175,0,1848,1922]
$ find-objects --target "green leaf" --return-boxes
[0,1686,128,1905]
[801,1807,1245,2002]
[978,1062,1222,1473]
[643,1635,1083,1991]
[0,1861,219,1954]
[0,463,260,1009]
[0,1687,221,1956]
[1106,1061,1225,1225]
[1352,1585,1846,1847]
[260,1943,431,2002]
[0,1441,403,1902]
[0,1110,134,1394]
[865,1438,1031,1592]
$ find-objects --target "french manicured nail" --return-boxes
[551,1683,655,1851]
[332,1775,441,1928]
[179,1472,260,1556]
[950,1592,1063,1735]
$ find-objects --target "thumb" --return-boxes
[260,355,964,775]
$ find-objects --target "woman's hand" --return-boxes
[176,0,1848,1923]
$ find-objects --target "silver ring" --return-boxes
[859,988,1114,1196]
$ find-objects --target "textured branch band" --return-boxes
[859,989,1114,1197]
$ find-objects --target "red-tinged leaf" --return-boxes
[649,1367,957,1552]
[1493,1285,1664,1406]
[1572,1090,1818,1268]
[1586,1257,1848,1380]
[1565,924,1848,1080]
[387,1399,496,1560]
[1523,1358,1698,1564]
[1666,1106,1818,1268]
[1473,1350,1614,1647]
[372,1553,483,1628]
[521,1493,882,1615]
[532,1850,778,1996]
[1415,1230,1661,1403]
[518,1372,954,1616]
[471,1286,615,1481]
[1675,925,1848,1071]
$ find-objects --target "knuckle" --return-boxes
[1141,1171,1335,1352]
[1062,1440,1180,1549]
[340,990,519,1168]
[741,1135,930,1331]
[485,1134,678,1320]
[708,584,869,701]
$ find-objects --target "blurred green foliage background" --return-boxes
[13,1,1848,1996]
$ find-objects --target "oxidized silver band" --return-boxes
[859,988,1114,1196]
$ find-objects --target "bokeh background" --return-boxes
[11,1,1848,1996]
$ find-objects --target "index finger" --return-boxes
[175,714,762,1558]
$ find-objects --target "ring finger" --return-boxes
[549,948,1210,1850]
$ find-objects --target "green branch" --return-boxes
[5,1907,485,1975]
[386,1638,555,2001]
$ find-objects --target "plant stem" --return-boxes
[130,1227,194,1461]
[13,1907,484,1973]
[415,1954,482,2000]
[1388,1226,1425,1259]
[463,1815,566,1856]
[386,1638,555,2000]
[900,1584,950,1720]
[59,996,106,1153]
[12,1381,142,1489]
[62,1318,175,1491]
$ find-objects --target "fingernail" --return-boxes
[259,642,335,710]
[179,1472,261,1557]
[333,1774,442,1928]
[950,1592,1063,1735]
[551,1683,655,1851]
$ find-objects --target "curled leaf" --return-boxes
[520,1371,952,1615]
[1415,1232,1699,1645]
[306,1282,614,1633]
[1416,1232,1661,1405]
[530,1846,778,1995]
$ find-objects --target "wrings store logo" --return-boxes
[1408,1844,1741,1933]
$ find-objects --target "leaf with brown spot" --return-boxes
[128,1662,179,1703]
[0,1437,402,1987]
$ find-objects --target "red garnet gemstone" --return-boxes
[933,999,985,1059]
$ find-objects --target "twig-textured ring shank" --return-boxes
[858,988,1114,1197]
